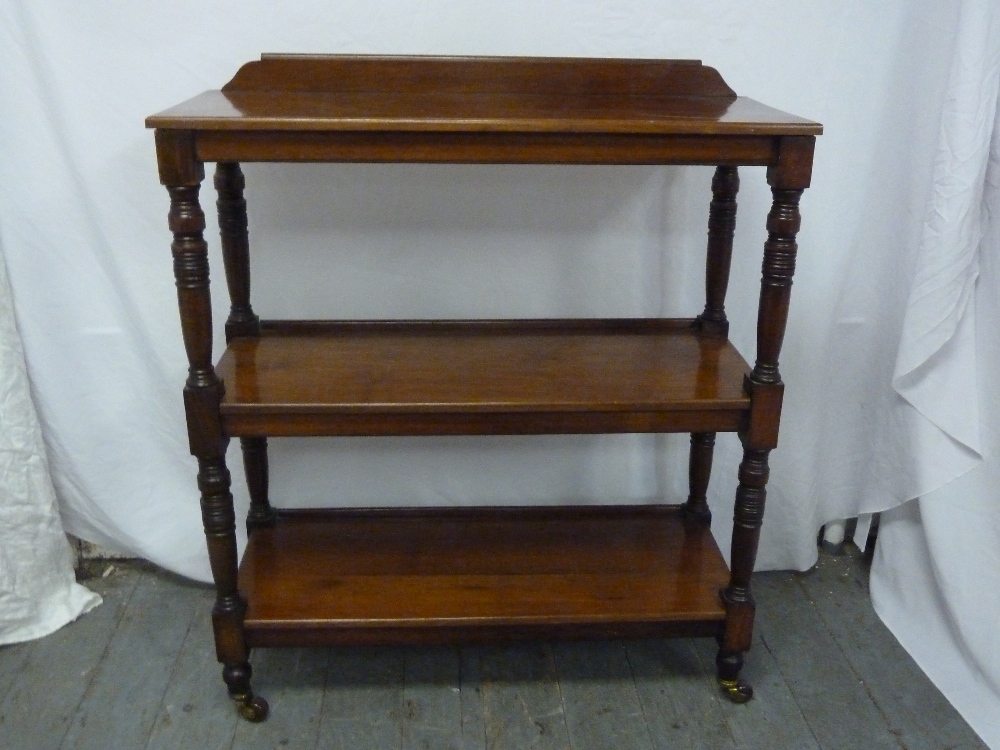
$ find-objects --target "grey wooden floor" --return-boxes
[0,549,987,750]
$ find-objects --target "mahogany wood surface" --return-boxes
[214,162,260,341]
[146,55,820,137]
[214,319,752,436]
[150,91,817,135]
[225,55,730,96]
[149,55,820,714]
[685,432,716,523]
[193,130,779,166]
[698,166,740,336]
[238,506,729,646]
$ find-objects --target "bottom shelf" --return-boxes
[239,506,730,647]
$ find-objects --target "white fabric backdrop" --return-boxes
[871,5,1000,745]
[0,237,100,645]
[1,1,997,744]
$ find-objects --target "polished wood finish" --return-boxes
[149,55,819,717]
[240,436,275,533]
[685,432,716,523]
[698,166,740,336]
[751,187,802,388]
[160,113,265,721]
[159,92,812,134]
[214,162,259,342]
[214,162,275,539]
[238,506,730,646]
[716,445,771,702]
[214,319,752,437]
[146,55,819,168]
[224,54,733,97]
[194,130,780,166]
[146,55,819,137]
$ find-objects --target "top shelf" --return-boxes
[146,54,822,137]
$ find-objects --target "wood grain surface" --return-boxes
[148,53,822,713]
[238,506,729,643]
[215,319,751,436]
[146,55,820,137]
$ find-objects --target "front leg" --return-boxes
[717,446,769,703]
[158,132,268,721]
[717,137,813,703]
[199,456,268,722]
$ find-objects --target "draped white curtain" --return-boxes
[871,2,1000,738]
[0,235,100,644]
[1,1,997,744]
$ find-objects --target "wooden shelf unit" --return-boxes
[147,54,820,721]
[239,506,730,648]
[216,318,752,436]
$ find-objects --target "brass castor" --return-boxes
[718,677,753,704]
[233,693,270,722]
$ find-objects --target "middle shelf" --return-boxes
[215,318,751,437]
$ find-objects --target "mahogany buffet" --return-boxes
[146,54,821,721]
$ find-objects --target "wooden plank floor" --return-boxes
[0,550,987,750]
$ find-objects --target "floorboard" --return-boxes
[58,567,203,750]
[691,634,820,750]
[0,640,33,708]
[316,646,405,750]
[552,640,653,750]
[401,646,463,750]
[0,565,140,750]
[4,548,987,750]
[799,553,989,750]
[626,638,737,750]
[478,643,570,750]
[144,586,237,750]
[459,647,487,750]
[753,569,905,750]
[230,647,327,750]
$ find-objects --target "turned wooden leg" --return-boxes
[242,437,275,533]
[199,457,268,722]
[215,163,273,537]
[159,135,268,722]
[215,162,261,341]
[688,168,737,524]
[717,446,769,703]
[697,165,739,337]
[716,140,812,703]
[684,432,715,524]
[715,184,801,702]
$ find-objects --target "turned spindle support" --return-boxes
[717,137,813,702]
[685,166,740,527]
[199,457,266,721]
[750,186,803,388]
[215,162,260,342]
[686,167,740,527]
[697,165,740,337]
[241,437,275,533]
[717,445,769,703]
[214,162,275,533]
[684,433,715,524]
[158,131,267,721]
